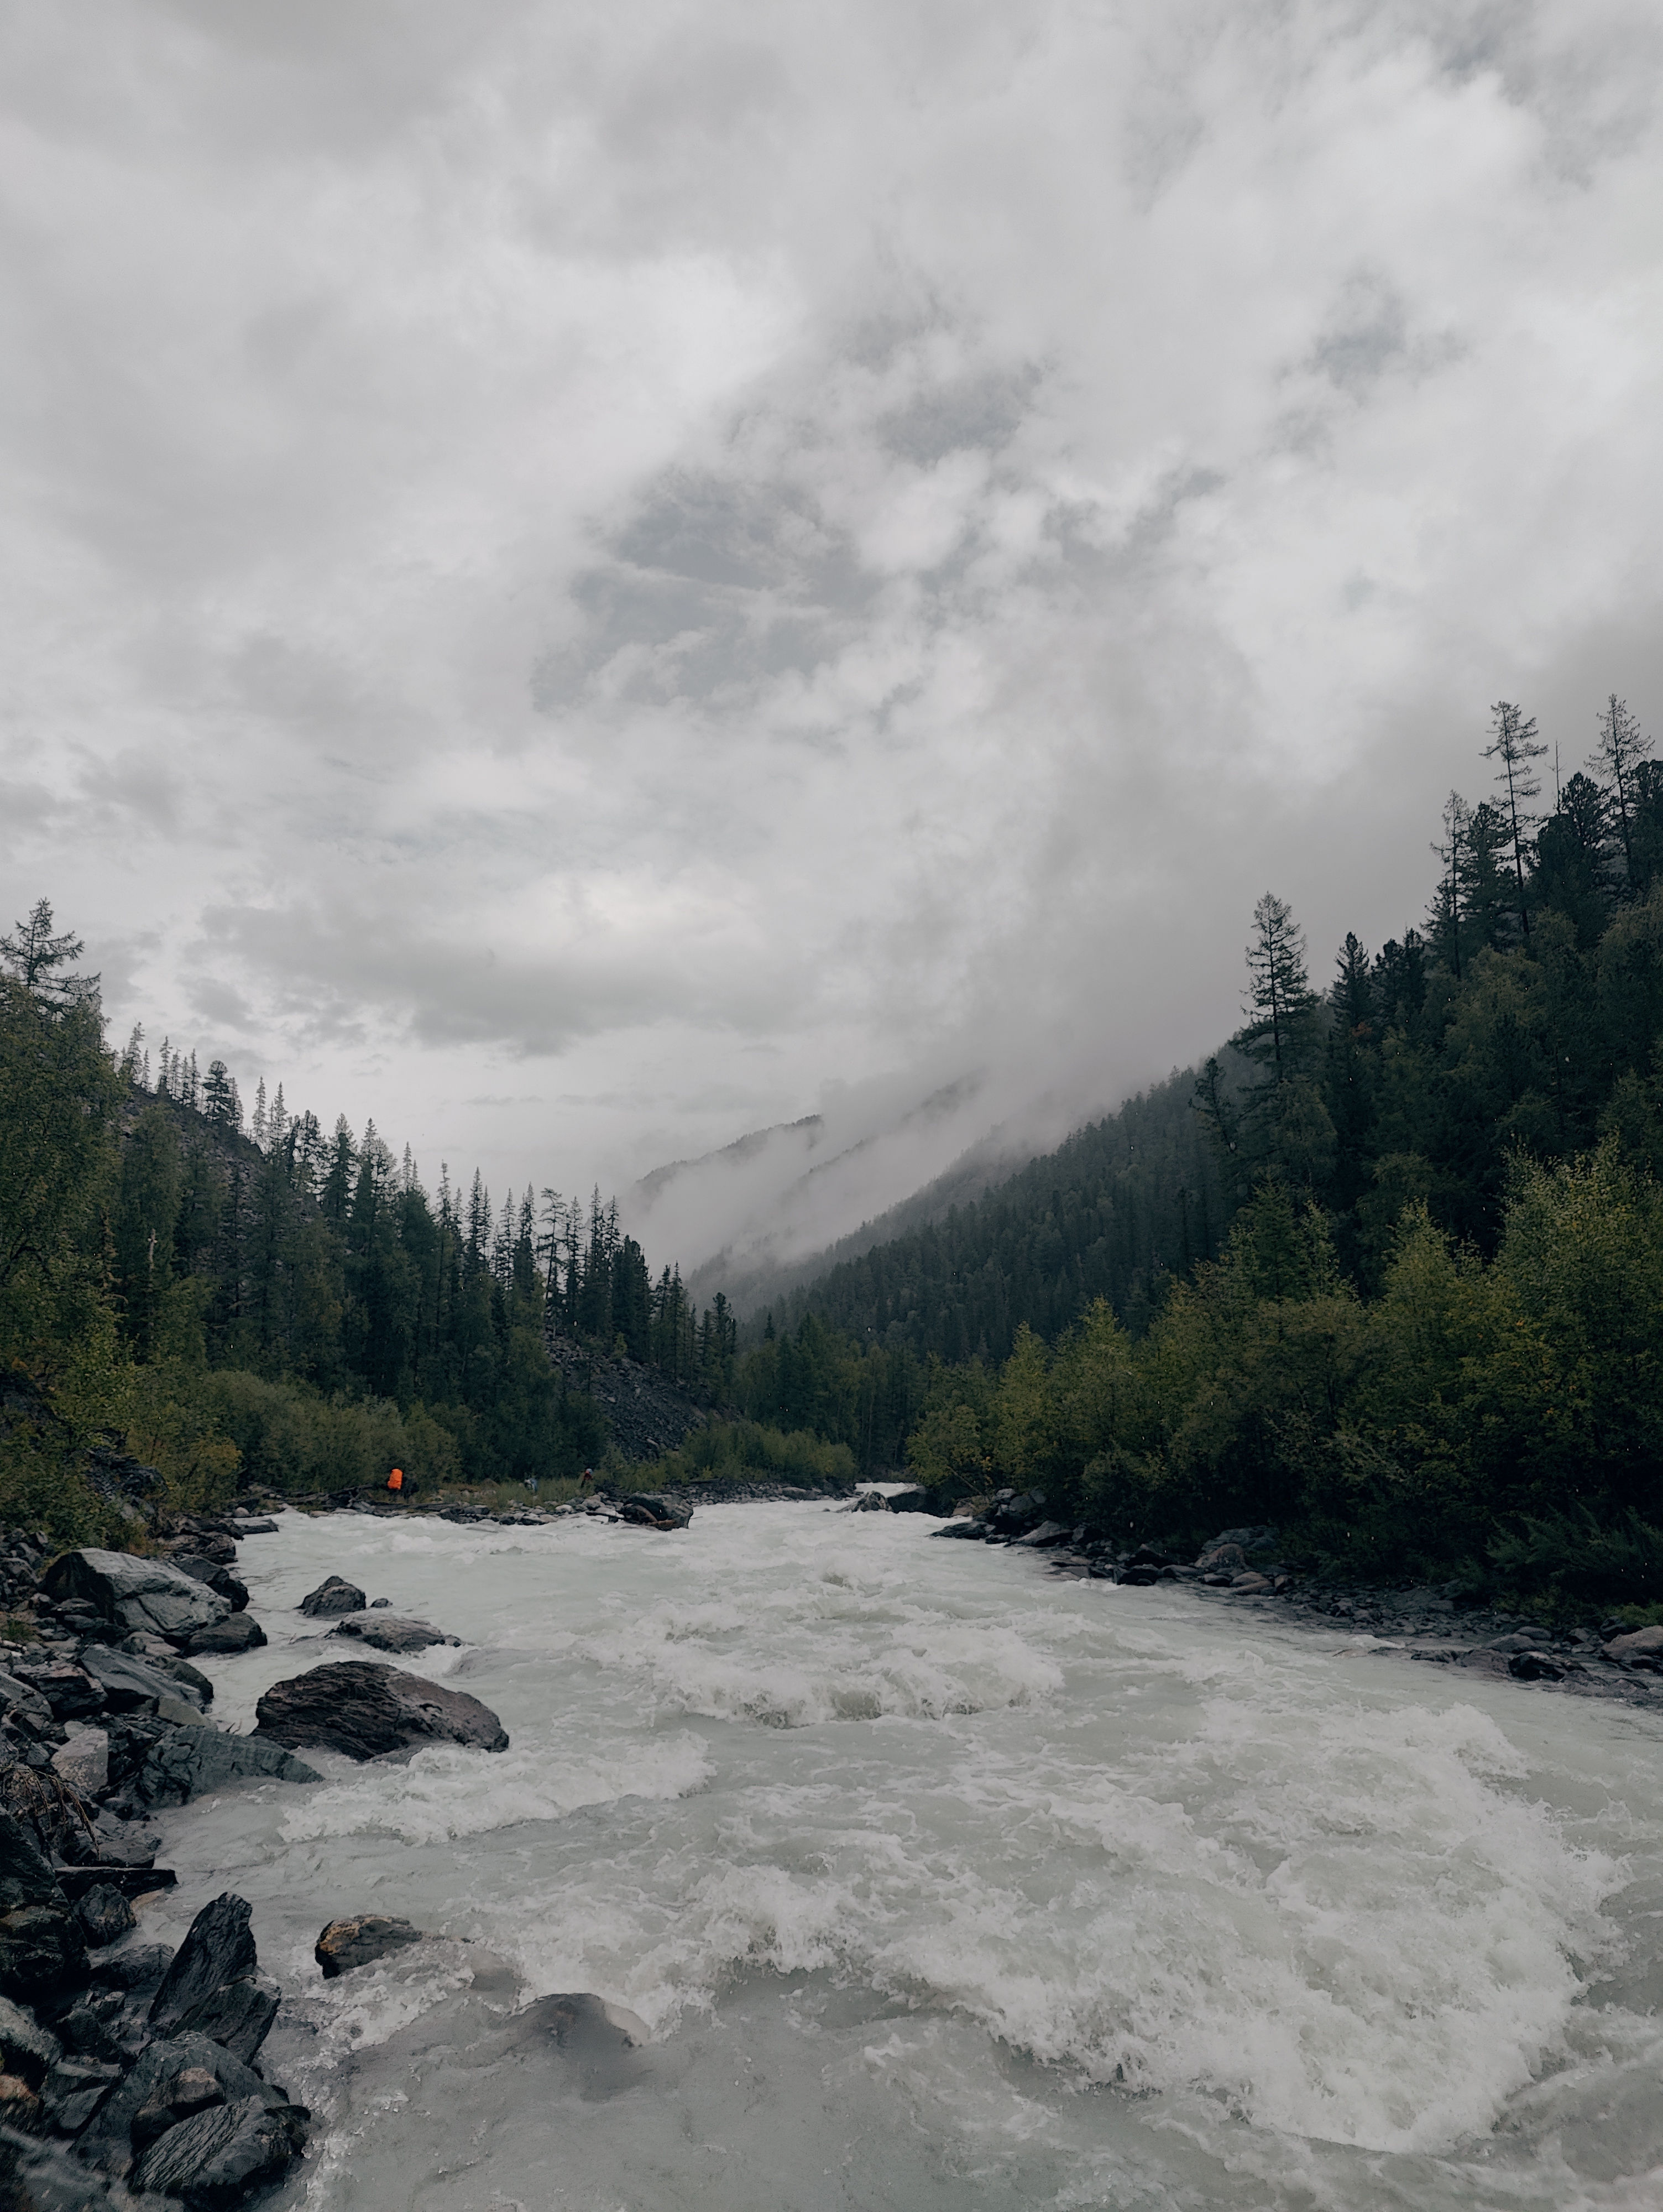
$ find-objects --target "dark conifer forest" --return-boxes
[4,695,1663,1609]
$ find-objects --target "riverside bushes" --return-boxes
[651,1417,856,1489]
[907,1149,1663,1607]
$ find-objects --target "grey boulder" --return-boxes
[331,1615,460,1654]
[315,1914,425,1978]
[1605,1623,1663,1660]
[79,1644,207,1716]
[297,1575,366,1618]
[51,1729,109,1797]
[39,2056,121,2134]
[40,1551,229,1643]
[132,2088,307,2208]
[72,1885,135,1950]
[168,1556,249,1611]
[255,1661,508,1760]
[77,2029,299,2180]
[148,1896,258,2037]
[134,1725,320,1808]
[174,1974,280,2065]
[0,1674,54,1735]
[181,1615,266,1657]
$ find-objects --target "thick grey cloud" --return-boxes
[2,0,1661,1270]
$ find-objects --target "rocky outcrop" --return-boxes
[133,2084,307,2203]
[174,1976,279,2066]
[296,1576,366,1618]
[79,1645,208,1718]
[546,1335,710,1462]
[315,1916,426,1978]
[254,1662,509,1760]
[77,2022,306,2188]
[40,1552,229,1645]
[148,1896,258,2038]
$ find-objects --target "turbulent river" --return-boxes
[139,1505,1662,2212]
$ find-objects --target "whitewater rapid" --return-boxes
[138,1505,1662,2211]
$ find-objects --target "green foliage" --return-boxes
[0,1389,129,1550]
[733,1312,924,1474]
[1488,1509,1663,1608]
[200,1370,462,1497]
[650,1417,856,1489]
[0,978,123,1361]
[911,1146,1663,1600]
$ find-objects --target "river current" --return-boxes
[138,1504,1662,2211]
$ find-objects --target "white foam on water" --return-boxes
[277,1729,714,1846]
[166,1506,1663,2210]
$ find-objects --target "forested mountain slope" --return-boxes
[761,1065,1228,1363]
[835,697,1663,1609]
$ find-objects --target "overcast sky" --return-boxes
[3,0,1661,1276]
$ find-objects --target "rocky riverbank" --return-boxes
[933,1489,1663,1705]
[0,1508,522,2209]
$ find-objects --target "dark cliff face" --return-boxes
[544,1337,709,1463]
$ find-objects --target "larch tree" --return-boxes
[1483,701,1546,940]
[1589,693,1652,891]
[0,898,98,1008]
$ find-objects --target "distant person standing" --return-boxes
[386,1467,405,1501]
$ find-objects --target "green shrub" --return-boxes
[1488,1507,1663,1607]
[651,1418,855,1489]
[200,1370,462,1496]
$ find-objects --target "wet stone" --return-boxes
[315,1915,425,1979]
[297,1576,367,1618]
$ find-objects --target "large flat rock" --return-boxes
[79,1642,208,1715]
[331,1614,461,1654]
[41,1549,229,1642]
[135,1725,322,1807]
[254,1661,509,1760]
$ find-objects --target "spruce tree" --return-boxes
[203,1058,236,1125]
[1236,894,1320,1083]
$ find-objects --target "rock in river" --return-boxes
[254,1661,509,1760]
[297,1575,367,1618]
[315,1914,426,1978]
[331,1614,460,1654]
[133,1724,321,1808]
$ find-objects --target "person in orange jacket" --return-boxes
[386,1467,405,1500]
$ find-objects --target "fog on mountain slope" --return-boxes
[629,1031,1189,1306]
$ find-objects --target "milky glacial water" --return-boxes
[138,1507,1663,2212]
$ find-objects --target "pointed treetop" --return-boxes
[0,898,98,1008]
